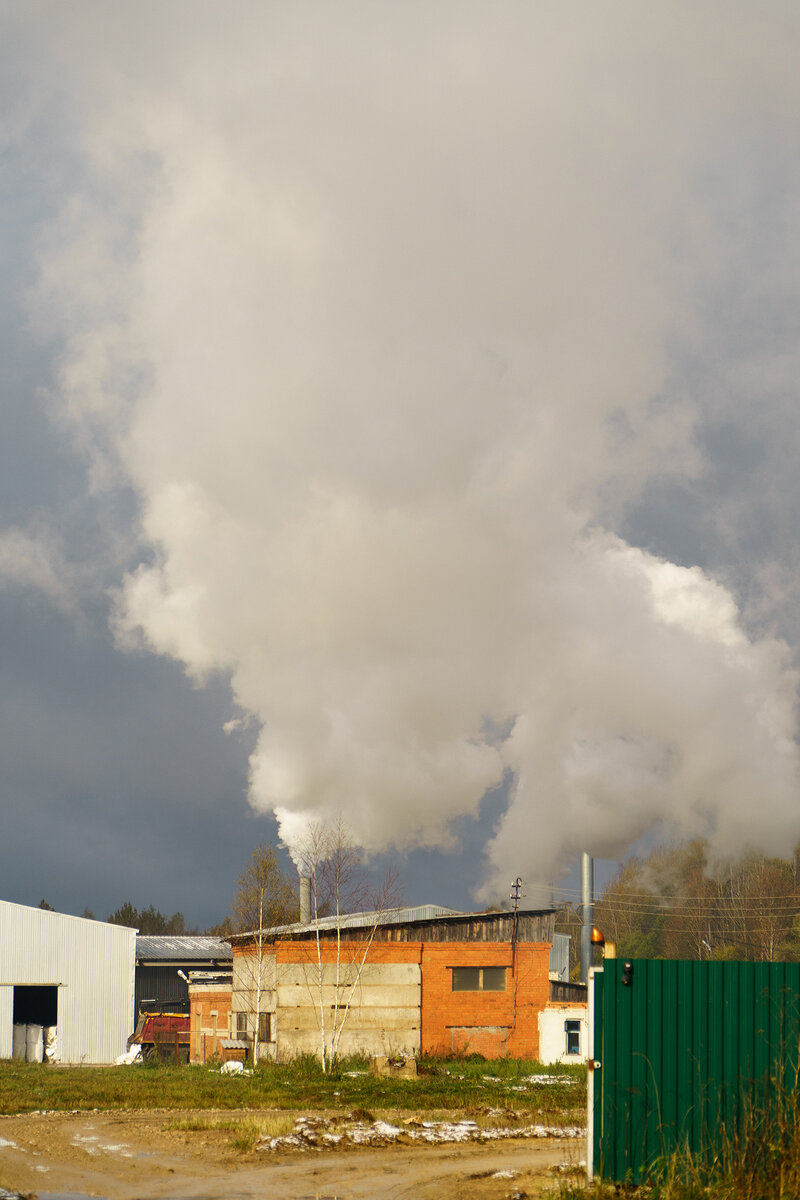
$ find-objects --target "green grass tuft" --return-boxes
[0,1055,584,1124]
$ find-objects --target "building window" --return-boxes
[452,967,507,992]
[235,1011,248,1038]
[258,1011,272,1043]
[565,1019,581,1056]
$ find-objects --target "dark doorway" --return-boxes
[13,985,58,1026]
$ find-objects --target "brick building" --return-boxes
[135,935,232,1018]
[228,906,556,1062]
[187,975,233,1063]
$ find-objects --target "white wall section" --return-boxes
[0,899,136,1064]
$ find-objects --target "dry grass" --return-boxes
[167,1111,298,1153]
[561,1075,800,1199]
[230,1115,297,1151]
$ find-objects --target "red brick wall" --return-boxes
[189,986,232,1063]
[419,942,550,1059]
[273,939,422,967]
[235,936,551,1060]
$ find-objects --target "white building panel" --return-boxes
[537,1004,588,1065]
[0,899,136,1064]
[0,988,12,1059]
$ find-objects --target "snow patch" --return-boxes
[258,1115,585,1152]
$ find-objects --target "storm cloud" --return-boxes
[3,2,800,906]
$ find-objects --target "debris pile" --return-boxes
[220,1060,253,1076]
[370,1054,418,1080]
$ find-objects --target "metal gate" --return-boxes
[589,959,800,1182]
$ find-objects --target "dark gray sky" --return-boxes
[2,2,800,928]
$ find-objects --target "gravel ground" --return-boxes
[0,1107,586,1199]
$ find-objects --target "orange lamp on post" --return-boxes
[590,926,616,961]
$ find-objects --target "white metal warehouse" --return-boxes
[0,899,136,1064]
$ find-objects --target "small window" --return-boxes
[235,1011,248,1038]
[481,968,506,991]
[452,967,507,992]
[258,1011,271,1043]
[565,1019,581,1056]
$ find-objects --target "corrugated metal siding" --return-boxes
[592,959,800,1183]
[389,905,460,923]
[549,933,570,980]
[0,987,12,1058]
[0,900,136,1064]
[135,966,189,1015]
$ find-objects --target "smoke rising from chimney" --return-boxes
[11,3,800,898]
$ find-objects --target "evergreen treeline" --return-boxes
[107,902,191,935]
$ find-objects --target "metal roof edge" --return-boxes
[0,897,137,931]
[135,935,234,960]
[228,904,556,943]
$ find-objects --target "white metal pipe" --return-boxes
[299,875,312,925]
[580,851,594,984]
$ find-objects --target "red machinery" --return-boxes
[129,1011,190,1062]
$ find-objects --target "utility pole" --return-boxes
[580,852,594,984]
[510,876,524,971]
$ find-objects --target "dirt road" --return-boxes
[0,1109,583,1199]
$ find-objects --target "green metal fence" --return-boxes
[590,959,800,1182]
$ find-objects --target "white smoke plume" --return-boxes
[10,2,800,896]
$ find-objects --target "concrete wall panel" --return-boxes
[277,962,420,988]
[277,1025,420,1060]
[277,984,420,1009]
[277,1007,420,1033]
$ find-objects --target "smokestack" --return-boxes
[580,851,594,984]
[299,874,311,925]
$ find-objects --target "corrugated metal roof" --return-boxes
[281,902,463,936]
[233,903,466,940]
[136,935,232,961]
[229,904,556,943]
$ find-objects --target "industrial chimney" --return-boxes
[299,875,311,925]
[580,851,594,984]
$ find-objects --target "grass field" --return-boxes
[0,1055,586,1125]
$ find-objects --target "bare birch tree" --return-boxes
[294,816,401,1072]
[231,844,298,1064]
